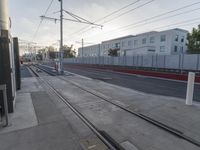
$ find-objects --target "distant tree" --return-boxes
[47,46,56,59]
[63,45,76,58]
[108,48,120,57]
[187,24,200,54]
[36,49,45,61]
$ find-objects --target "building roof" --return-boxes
[102,35,135,43]
[171,28,189,33]
[135,31,158,36]
[78,43,100,50]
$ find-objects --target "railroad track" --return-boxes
[29,65,124,150]
[32,64,200,148]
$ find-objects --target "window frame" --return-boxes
[150,36,155,43]
[142,38,147,44]
[175,35,179,42]
[134,40,138,46]
[160,46,165,52]
[174,45,178,52]
[160,35,166,42]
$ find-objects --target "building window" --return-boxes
[123,51,126,56]
[148,49,155,52]
[160,46,165,52]
[160,35,166,42]
[142,38,146,44]
[175,35,179,42]
[174,46,178,52]
[115,43,120,48]
[128,40,132,46]
[134,40,138,46]
[150,36,155,43]
[181,36,184,42]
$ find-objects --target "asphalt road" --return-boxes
[63,66,200,102]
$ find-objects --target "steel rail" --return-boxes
[28,65,124,150]
[34,64,200,147]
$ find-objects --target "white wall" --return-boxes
[78,28,188,57]
[78,44,100,57]
[121,29,188,56]
[63,54,200,71]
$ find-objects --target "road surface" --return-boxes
[63,65,200,102]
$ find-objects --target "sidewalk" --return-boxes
[0,77,107,150]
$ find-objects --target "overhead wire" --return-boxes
[83,1,200,40]
[31,0,54,42]
[102,17,200,41]
[102,0,155,24]
[68,0,155,41]
[111,1,200,31]
[90,7,200,39]
[66,0,142,38]
[69,0,155,40]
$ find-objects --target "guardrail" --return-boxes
[0,84,9,127]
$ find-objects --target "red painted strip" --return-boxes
[56,63,200,83]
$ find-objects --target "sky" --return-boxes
[8,0,200,54]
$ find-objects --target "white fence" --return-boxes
[62,54,200,71]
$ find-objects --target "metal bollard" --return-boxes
[0,84,9,127]
[186,72,195,105]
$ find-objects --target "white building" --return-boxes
[78,28,188,57]
[78,44,101,57]
[101,35,134,56]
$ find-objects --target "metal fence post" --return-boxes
[181,54,184,74]
[141,55,144,67]
[164,55,166,69]
[156,54,158,70]
[196,54,200,71]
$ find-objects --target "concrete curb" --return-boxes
[63,64,200,83]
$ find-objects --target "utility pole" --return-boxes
[40,0,103,70]
[82,38,84,57]
[59,0,63,74]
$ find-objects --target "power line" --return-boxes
[98,17,200,41]
[63,9,103,27]
[31,0,54,42]
[102,0,155,24]
[66,0,141,38]
[69,0,155,39]
[69,0,154,40]
[83,1,200,40]
[94,0,141,23]
[154,17,200,30]
[112,1,200,31]
[100,7,200,38]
